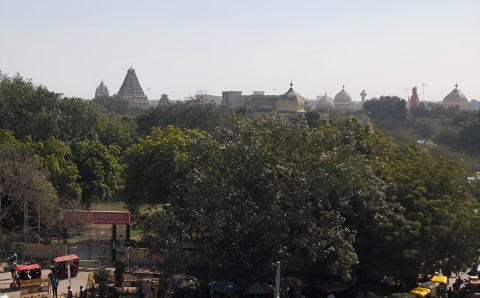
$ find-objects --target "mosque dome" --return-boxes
[443,83,468,109]
[316,94,335,110]
[277,82,305,113]
[334,86,353,103]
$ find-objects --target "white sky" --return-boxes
[1,0,479,102]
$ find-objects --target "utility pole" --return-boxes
[274,261,281,298]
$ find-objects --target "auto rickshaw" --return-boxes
[410,287,431,297]
[10,264,43,288]
[465,276,480,298]
[53,254,79,277]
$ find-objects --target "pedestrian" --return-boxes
[52,276,59,298]
[67,285,73,298]
[447,286,454,298]
[80,285,86,298]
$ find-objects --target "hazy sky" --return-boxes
[1,0,479,102]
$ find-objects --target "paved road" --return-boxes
[0,267,93,298]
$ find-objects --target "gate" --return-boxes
[68,240,126,262]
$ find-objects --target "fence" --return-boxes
[0,250,51,266]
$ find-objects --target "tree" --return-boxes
[92,95,142,116]
[57,97,102,142]
[123,126,202,208]
[0,72,103,143]
[97,114,138,150]
[412,118,439,144]
[71,140,121,207]
[135,101,228,136]
[457,123,480,154]
[371,144,480,281]
[26,137,82,203]
[0,72,61,141]
[362,96,407,124]
[147,116,362,280]
[0,145,59,238]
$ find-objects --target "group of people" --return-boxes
[51,278,87,298]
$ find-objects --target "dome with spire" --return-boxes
[334,85,353,103]
[277,81,305,113]
[316,93,335,110]
[443,83,468,109]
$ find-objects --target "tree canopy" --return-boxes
[131,115,479,281]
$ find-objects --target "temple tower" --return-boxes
[117,67,149,108]
[95,80,110,98]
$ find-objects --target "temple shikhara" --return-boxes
[94,80,109,98]
[117,67,149,108]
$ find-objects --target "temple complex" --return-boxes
[117,67,149,108]
[94,80,109,98]
[220,82,305,121]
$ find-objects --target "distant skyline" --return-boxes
[1,0,479,102]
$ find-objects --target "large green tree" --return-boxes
[123,125,201,208]
[135,101,228,136]
[97,114,138,150]
[71,140,122,207]
[26,137,82,202]
[0,72,102,143]
[131,116,479,284]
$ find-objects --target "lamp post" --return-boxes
[422,83,426,101]
[405,88,408,100]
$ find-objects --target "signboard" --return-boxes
[64,210,130,225]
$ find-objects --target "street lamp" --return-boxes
[422,83,426,101]
[405,88,408,100]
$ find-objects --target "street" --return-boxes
[0,267,93,298]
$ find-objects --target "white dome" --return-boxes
[277,82,305,112]
[316,94,335,109]
[443,83,468,109]
[334,86,352,103]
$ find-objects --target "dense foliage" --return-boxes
[1,70,480,286]
[125,116,479,281]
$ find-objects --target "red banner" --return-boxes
[63,210,130,225]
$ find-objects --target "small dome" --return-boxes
[334,86,352,103]
[443,83,468,105]
[316,94,335,109]
[277,82,305,112]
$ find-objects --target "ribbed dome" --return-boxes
[443,83,468,104]
[277,82,305,112]
[334,86,352,103]
[316,94,335,109]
